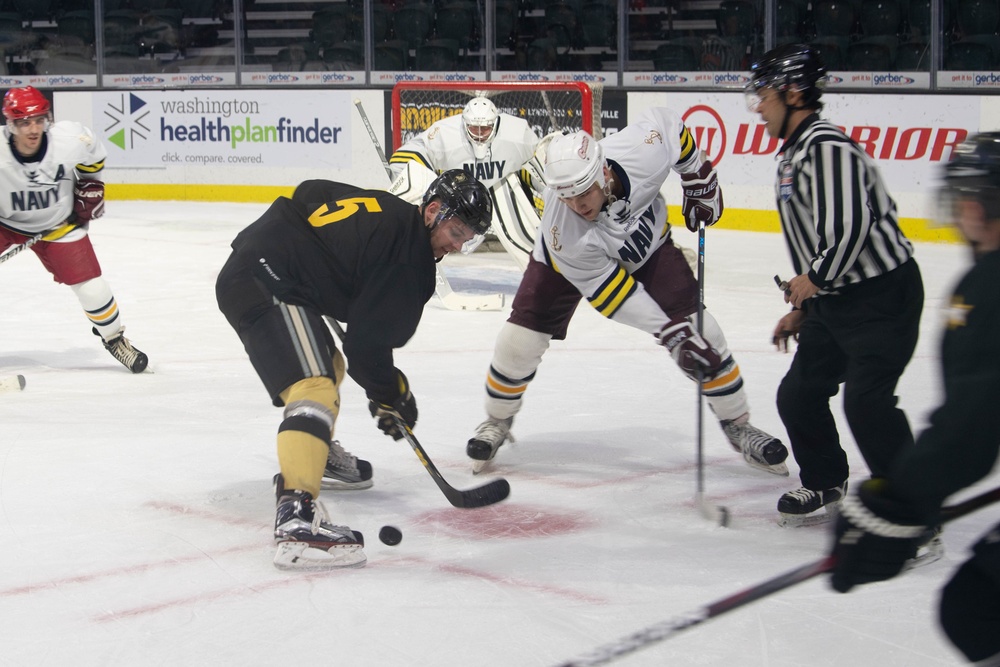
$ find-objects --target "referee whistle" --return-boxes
[774,274,791,297]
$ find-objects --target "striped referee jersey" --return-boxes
[775,114,914,293]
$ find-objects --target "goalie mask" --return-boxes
[2,86,52,134]
[462,97,499,160]
[423,169,493,252]
[544,130,607,199]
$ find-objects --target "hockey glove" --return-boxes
[656,318,723,377]
[368,371,418,441]
[830,479,931,593]
[680,160,723,232]
[73,179,105,222]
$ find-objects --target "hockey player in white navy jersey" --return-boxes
[0,86,147,373]
[466,107,788,477]
[388,96,543,269]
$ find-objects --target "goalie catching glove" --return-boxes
[829,479,931,593]
[680,159,723,232]
[368,370,418,441]
[656,317,723,376]
[73,179,105,222]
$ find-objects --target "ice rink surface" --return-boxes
[2,201,997,666]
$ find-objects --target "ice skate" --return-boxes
[273,476,366,571]
[721,415,789,476]
[777,481,848,527]
[94,327,148,373]
[466,416,514,474]
[904,526,945,572]
[321,440,373,490]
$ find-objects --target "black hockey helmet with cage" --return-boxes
[942,132,1000,221]
[746,43,827,110]
[421,169,493,235]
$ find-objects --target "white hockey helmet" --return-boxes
[462,97,499,160]
[544,130,606,198]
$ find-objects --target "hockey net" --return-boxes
[391,81,603,151]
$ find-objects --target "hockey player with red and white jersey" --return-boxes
[0,86,147,373]
[466,107,788,477]
[388,96,544,269]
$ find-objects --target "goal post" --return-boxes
[390,81,603,151]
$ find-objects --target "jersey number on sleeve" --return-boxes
[308,197,383,227]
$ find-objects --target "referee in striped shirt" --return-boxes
[745,44,925,526]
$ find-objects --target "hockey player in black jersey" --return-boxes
[829,133,1000,664]
[216,170,491,570]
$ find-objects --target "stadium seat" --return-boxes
[415,38,460,69]
[311,5,360,49]
[847,40,893,69]
[392,4,434,49]
[812,0,856,36]
[374,40,408,70]
[860,0,902,36]
[776,0,803,39]
[945,39,993,69]
[322,41,365,70]
[435,2,476,50]
[580,2,616,48]
[956,0,1000,36]
[56,10,95,46]
[653,42,699,71]
[896,38,930,69]
[809,36,849,68]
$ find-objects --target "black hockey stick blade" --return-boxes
[396,418,510,509]
[554,483,1000,667]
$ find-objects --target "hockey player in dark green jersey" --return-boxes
[216,170,491,571]
[830,133,1000,664]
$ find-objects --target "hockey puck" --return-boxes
[379,525,402,546]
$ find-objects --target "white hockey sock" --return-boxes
[71,277,122,340]
[484,323,552,420]
[690,310,749,421]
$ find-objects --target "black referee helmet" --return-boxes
[746,43,828,111]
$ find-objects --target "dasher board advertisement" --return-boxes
[91,90,353,169]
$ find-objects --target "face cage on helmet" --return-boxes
[6,112,52,135]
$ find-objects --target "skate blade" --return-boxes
[273,541,367,571]
[904,536,945,572]
[745,459,790,477]
[471,458,491,475]
[777,502,842,528]
[320,477,374,491]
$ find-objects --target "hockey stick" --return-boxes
[693,220,729,527]
[0,221,76,266]
[352,99,504,313]
[0,375,26,393]
[555,483,1000,667]
[323,316,510,508]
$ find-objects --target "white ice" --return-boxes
[2,201,995,666]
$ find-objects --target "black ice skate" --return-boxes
[466,416,514,474]
[321,440,373,490]
[94,327,148,373]
[777,481,848,527]
[273,475,366,571]
[721,415,789,476]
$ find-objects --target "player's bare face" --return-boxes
[431,217,475,258]
[11,115,47,156]
[560,182,607,222]
[755,88,785,139]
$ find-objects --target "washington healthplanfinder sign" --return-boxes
[92,90,352,169]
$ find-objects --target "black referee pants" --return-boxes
[776,259,923,490]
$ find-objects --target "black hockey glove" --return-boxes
[680,159,723,232]
[368,371,418,441]
[830,479,930,593]
[656,317,723,376]
[73,179,105,222]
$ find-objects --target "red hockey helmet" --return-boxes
[3,86,52,131]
